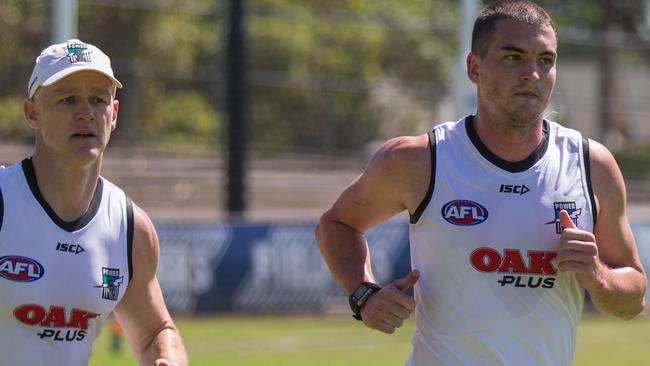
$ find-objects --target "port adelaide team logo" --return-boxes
[66,42,92,63]
[545,202,581,234]
[94,267,123,301]
[0,255,44,282]
[441,199,488,226]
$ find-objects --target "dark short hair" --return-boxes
[471,0,556,58]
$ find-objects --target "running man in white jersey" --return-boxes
[316,1,646,365]
[0,39,187,365]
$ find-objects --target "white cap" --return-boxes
[27,39,122,98]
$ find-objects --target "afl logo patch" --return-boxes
[0,255,45,282]
[441,200,489,226]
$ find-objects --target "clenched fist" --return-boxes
[360,270,420,334]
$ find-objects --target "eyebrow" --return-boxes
[500,45,556,57]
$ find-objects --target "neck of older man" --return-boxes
[30,149,103,222]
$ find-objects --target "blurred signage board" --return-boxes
[156,221,650,314]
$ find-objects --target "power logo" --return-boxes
[546,202,581,234]
[470,247,557,288]
[13,304,100,341]
[94,267,123,301]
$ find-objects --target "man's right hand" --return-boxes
[360,270,420,334]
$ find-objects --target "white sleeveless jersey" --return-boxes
[0,159,133,366]
[406,116,596,366]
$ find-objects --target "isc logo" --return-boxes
[0,256,45,282]
[441,200,488,226]
[56,242,85,255]
[499,184,530,195]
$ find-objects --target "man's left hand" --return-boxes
[557,210,601,287]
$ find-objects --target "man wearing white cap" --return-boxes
[0,39,188,365]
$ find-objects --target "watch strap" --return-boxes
[349,282,381,321]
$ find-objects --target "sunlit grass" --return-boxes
[90,314,650,366]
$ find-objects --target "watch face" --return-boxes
[352,283,380,307]
[349,283,381,320]
[352,285,370,301]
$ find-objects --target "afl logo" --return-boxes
[0,256,45,282]
[441,200,489,226]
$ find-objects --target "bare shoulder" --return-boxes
[131,202,160,278]
[369,134,430,176]
[367,134,431,213]
[586,140,645,273]
[374,134,429,157]
[587,139,626,212]
[322,134,431,232]
[588,139,619,175]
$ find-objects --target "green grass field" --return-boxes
[90,314,650,366]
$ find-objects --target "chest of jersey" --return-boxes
[0,214,127,315]
[0,162,130,362]
[407,118,595,365]
[412,119,594,285]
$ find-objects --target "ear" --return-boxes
[23,98,40,130]
[466,52,480,84]
[110,99,119,132]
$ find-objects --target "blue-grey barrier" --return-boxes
[155,221,650,314]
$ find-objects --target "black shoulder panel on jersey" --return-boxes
[22,158,104,232]
[582,137,598,227]
[410,128,437,224]
[126,196,134,283]
[0,187,4,232]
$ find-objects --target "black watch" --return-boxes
[348,282,381,320]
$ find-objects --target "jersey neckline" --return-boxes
[465,115,549,173]
[21,158,103,232]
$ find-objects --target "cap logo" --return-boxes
[67,43,92,63]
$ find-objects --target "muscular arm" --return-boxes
[315,135,429,332]
[113,204,188,366]
[316,135,429,292]
[558,140,646,319]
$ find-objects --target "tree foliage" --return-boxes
[0,0,648,155]
[247,0,456,153]
[0,0,458,154]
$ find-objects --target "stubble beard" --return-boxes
[499,93,549,132]
[502,108,543,131]
[479,84,550,132]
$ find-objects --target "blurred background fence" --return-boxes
[1,0,650,314]
[155,221,409,314]
[154,220,650,314]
